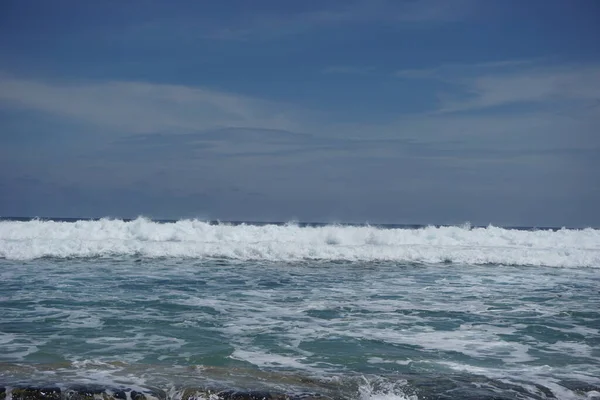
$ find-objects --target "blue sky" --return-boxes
[1,0,599,226]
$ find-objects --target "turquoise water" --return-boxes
[1,219,600,399]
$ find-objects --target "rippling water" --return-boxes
[1,219,599,399]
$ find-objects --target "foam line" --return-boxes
[1,218,598,267]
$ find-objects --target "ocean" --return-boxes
[1,218,599,400]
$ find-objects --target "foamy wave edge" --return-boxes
[1,218,599,267]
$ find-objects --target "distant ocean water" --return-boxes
[1,217,599,400]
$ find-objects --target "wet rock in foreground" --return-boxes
[11,388,61,400]
[0,387,332,400]
[4,381,600,400]
[180,388,329,400]
[65,388,152,400]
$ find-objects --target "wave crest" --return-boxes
[1,218,599,267]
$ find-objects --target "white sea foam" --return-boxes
[0,332,44,361]
[0,218,599,267]
[358,377,418,400]
[229,349,311,371]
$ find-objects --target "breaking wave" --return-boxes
[0,218,599,267]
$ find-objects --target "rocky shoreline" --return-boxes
[0,387,330,400]
[2,378,600,400]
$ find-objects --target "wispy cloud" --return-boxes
[300,0,472,24]
[0,74,297,134]
[395,60,534,80]
[203,0,474,40]
[322,66,375,75]
[439,66,600,112]
[397,61,600,113]
[2,61,598,168]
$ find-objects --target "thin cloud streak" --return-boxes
[0,74,297,134]
[397,62,600,113]
[438,67,600,112]
[1,62,598,155]
[203,0,474,40]
[395,60,535,80]
[322,66,376,75]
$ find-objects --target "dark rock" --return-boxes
[179,389,330,400]
[69,387,160,400]
[12,387,61,400]
[180,388,206,400]
[215,390,330,400]
[559,380,600,394]
[63,387,159,400]
[64,385,106,400]
[218,390,275,400]
[64,391,95,400]
[113,391,126,400]
[130,391,146,400]
[1,387,6,400]
[180,388,222,400]
[288,394,329,400]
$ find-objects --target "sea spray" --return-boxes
[0,218,598,267]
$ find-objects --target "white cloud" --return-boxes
[322,66,375,75]
[203,0,473,40]
[0,74,296,134]
[395,60,534,80]
[1,61,598,158]
[440,66,600,112]
[398,62,600,113]
[305,0,472,24]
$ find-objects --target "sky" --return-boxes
[0,0,599,227]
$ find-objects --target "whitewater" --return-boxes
[1,218,599,267]
[1,218,600,400]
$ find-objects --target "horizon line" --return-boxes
[0,215,594,231]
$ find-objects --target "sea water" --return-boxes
[1,218,599,400]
